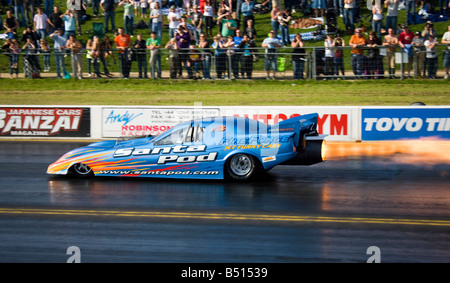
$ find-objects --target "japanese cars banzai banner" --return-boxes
[362,107,450,140]
[0,107,91,137]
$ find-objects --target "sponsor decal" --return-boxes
[113,145,218,164]
[362,108,450,140]
[0,107,90,137]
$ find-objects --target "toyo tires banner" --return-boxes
[361,107,450,140]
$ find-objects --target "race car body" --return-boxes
[47,114,326,180]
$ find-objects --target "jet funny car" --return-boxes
[47,114,326,181]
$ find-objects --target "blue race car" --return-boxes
[47,114,326,181]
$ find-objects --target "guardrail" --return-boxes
[2,45,449,80]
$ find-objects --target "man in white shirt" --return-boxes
[33,7,48,42]
[167,5,179,39]
[261,30,281,79]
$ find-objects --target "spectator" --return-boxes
[91,35,103,78]
[349,28,366,77]
[167,5,179,39]
[218,11,237,38]
[149,2,162,40]
[421,21,437,41]
[343,0,355,34]
[66,34,83,79]
[165,38,179,79]
[279,8,291,47]
[103,35,116,66]
[120,0,135,37]
[412,31,426,78]
[441,25,450,79]
[176,26,193,78]
[13,0,27,27]
[216,0,230,34]
[146,31,161,79]
[270,5,281,37]
[398,24,414,77]
[39,38,51,72]
[324,34,334,79]
[22,37,41,77]
[133,34,148,79]
[3,10,20,40]
[44,0,54,18]
[238,34,255,79]
[188,44,202,78]
[21,26,39,46]
[49,29,68,79]
[241,0,254,25]
[100,0,118,33]
[114,27,132,78]
[2,38,20,79]
[372,4,383,39]
[203,0,215,38]
[244,19,256,43]
[291,33,305,79]
[139,0,149,18]
[212,34,226,79]
[384,0,399,34]
[47,6,64,34]
[311,0,326,18]
[224,34,238,79]
[382,27,398,78]
[191,5,204,44]
[332,34,345,77]
[33,7,49,44]
[261,30,281,80]
[424,34,438,79]
[99,36,113,77]
[61,9,76,38]
[366,31,383,79]
[233,29,244,77]
[198,33,212,79]
[405,0,416,25]
[86,38,94,77]
[92,0,101,17]
[68,0,86,36]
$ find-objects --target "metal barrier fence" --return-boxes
[2,45,449,80]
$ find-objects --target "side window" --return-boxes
[192,125,205,143]
[154,126,191,145]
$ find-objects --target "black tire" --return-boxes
[71,163,93,178]
[224,154,259,181]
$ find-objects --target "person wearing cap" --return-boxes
[398,25,414,77]
[424,34,438,79]
[441,25,450,79]
[261,30,281,79]
[412,31,426,77]
[421,21,437,41]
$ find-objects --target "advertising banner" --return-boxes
[102,107,221,138]
[361,107,450,140]
[0,107,91,137]
[220,106,358,141]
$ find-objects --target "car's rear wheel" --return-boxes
[225,154,258,181]
[71,163,93,178]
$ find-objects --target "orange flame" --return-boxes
[326,138,450,165]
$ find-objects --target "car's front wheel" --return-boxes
[225,154,259,181]
[71,163,93,178]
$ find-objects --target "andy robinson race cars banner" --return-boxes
[0,107,91,137]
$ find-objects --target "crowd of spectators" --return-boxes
[0,0,449,79]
